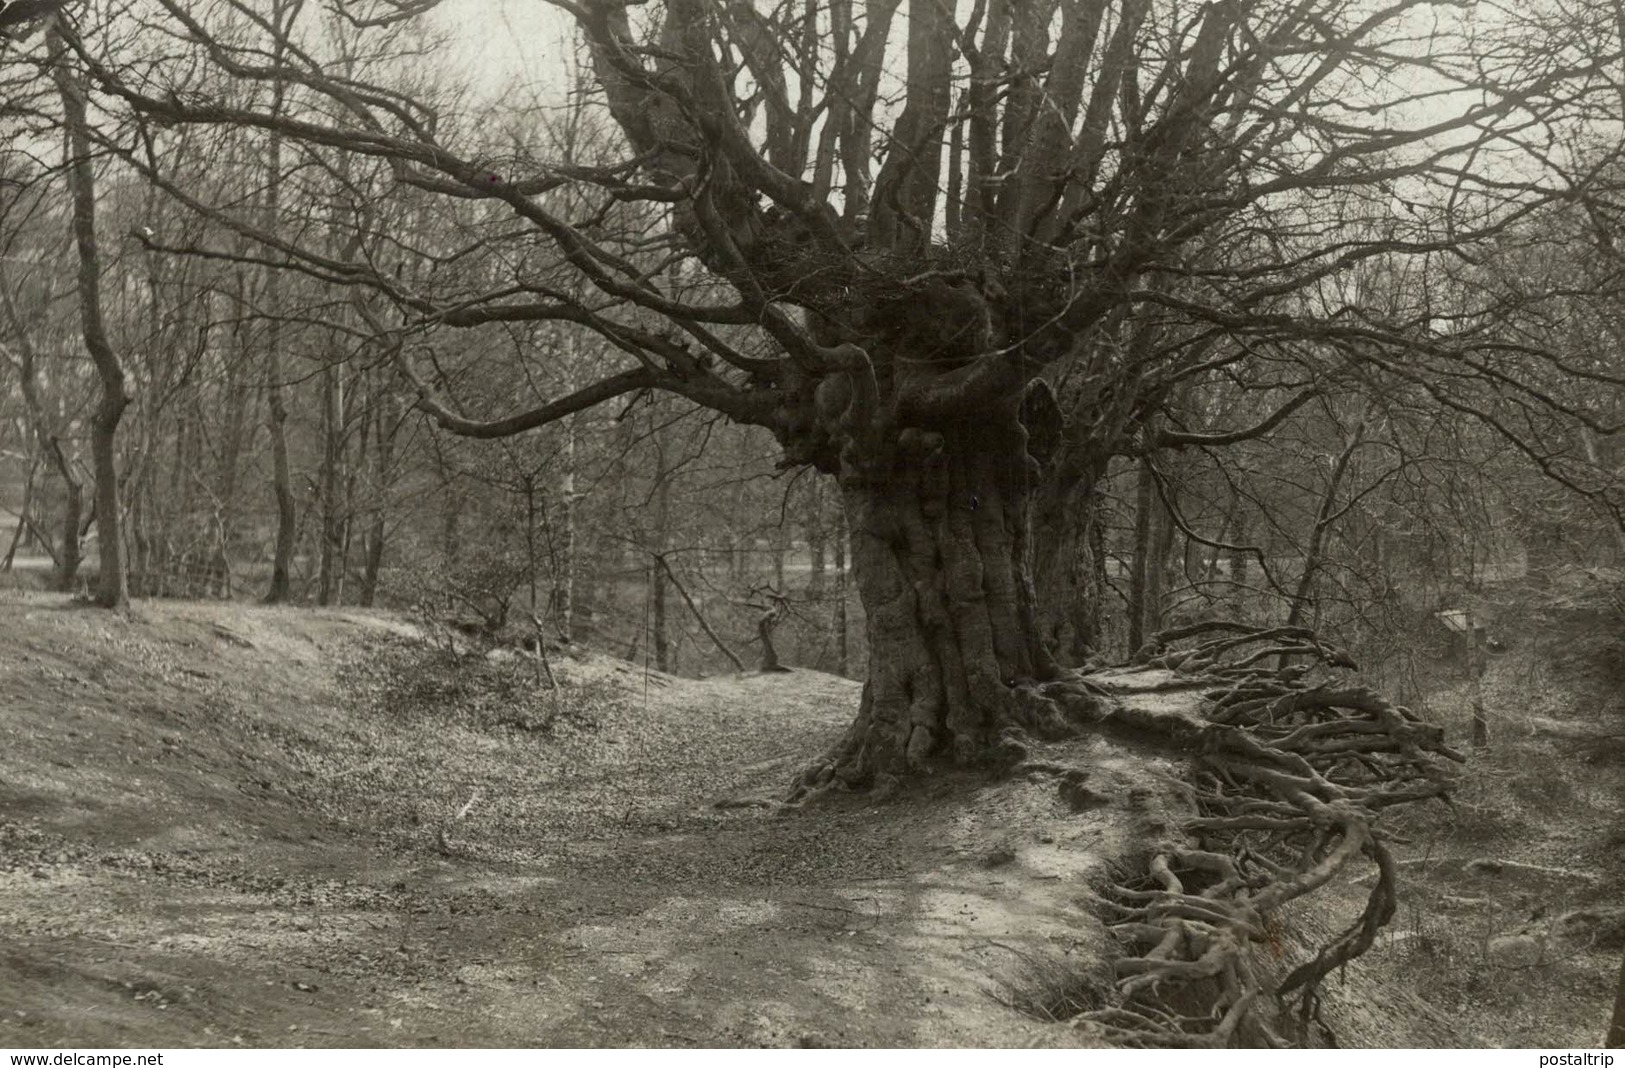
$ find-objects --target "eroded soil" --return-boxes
[0,594,1176,1048]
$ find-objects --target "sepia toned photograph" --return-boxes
[0,0,1622,1051]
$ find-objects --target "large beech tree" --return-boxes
[16,0,1622,1044]
[59,0,1611,785]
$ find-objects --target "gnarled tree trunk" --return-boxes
[796,408,1069,792]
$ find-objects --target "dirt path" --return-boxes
[0,595,1174,1048]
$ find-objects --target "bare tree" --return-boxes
[49,24,127,607]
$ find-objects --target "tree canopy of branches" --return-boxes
[55,0,1616,780]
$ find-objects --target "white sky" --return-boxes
[429,0,576,102]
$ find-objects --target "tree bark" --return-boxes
[1,462,33,570]
[1279,422,1364,667]
[260,7,296,605]
[552,414,577,642]
[1466,607,1489,748]
[53,29,129,608]
[9,307,81,591]
[263,340,296,603]
[651,556,671,672]
[1146,474,1176,636]
[757,594,789,672]
[807,479,827,595]
[1207,490,1239,587]
[773,517,788,592]
[56,482,81,592]
[214,281,251,598]
[1032,461,1109,666]
[797,415,1065,791]
[523,474,540,633]
[650,430,673,672]
[358,387,396,608]
[833,506,849,677]
[317,360,344,606]
[1127,453,1159,653]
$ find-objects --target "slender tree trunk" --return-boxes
[338,376,368,605]
[56,479,83,592]
[1,463,33,570]
[524,474,541,628]
[53,32,129,608]
[1146,478,1176,636]
[1207,491,1239,587]
[358,389,395,608]
[264,341,296,603]
[1230,511,1251,589]
[2,285,79,588]
[129,470,150,595]
[317,361,344,606]
[730,437,748,580]
[773,516,788,592]
[359,524,386,607]
[261,9,296,604]
[652,502,672,672]
[553,414,577,642]
[1032,457,1109,666]
[833,506,849,677]
[210,284,248,597]
[162,401,190,589]
[1466,607,1489,748]
[1280,423,1365,666]
[1127,453,1159,653]
[651,556,671,671]
[807,479,827,596]
[757,594,789,672]
[23,401,78,589]
[650,429,673,672]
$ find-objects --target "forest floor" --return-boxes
[0,587,1619,1048]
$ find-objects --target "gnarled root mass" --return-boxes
[1073,624,1464,1047]
[791,621,1460,1046]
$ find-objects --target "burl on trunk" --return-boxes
[787,324,1104,795]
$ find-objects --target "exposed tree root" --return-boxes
[786,676,1117,802]
[793,623,1462,1047]
[1070,625,1463,1047]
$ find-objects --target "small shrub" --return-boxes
[344,635,619,737]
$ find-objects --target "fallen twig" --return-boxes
[436,788,482,855]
